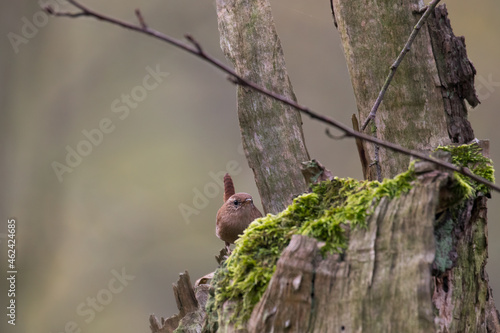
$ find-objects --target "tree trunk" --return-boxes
[215,0,310,214]
[331,1,498,331]
[332,0,477,180]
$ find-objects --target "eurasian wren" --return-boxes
[216,174,262,248]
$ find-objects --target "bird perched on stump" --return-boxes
[216,173,262,251]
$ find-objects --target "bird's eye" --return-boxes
[233,200,240,206]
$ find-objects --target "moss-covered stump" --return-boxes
[204,164,416,331]
[204,168,442,332]
[198,143,498,333]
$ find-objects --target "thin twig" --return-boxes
[44,5,86,18]
[44,1,499,193]
[185,34,204,55]
[360,0,441,131]
[135,9,147,29]
[325,128,347,140]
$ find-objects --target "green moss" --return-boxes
[432,143,495,275]
[206,165,416,327]
[205,143,495,328]
[436,143,495,197]
[370,122,378,135]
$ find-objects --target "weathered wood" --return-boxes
[215,0,310,214]
[150,271,209,333]
[427,4,478,144]
[244,169,449,333]
[433,195,500,333]
[300,159,334,185]
[425,141,500,332]
[327,4,499,327]
[248,235,320,332]
[313,174,446,332]
[332,0,452,180]
[174,272,199,318]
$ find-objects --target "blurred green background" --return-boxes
[0,1,498,332]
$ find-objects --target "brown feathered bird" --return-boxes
[216,174,262,249]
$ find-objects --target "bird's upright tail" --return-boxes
[223,173,235,202]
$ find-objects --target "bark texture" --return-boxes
[216,0,310,214]
[332,0,454,180]
[433,191,500,332]
[435,198,499,332]
[427,5,478,143]
[330,3,498,329]
[247,235,319,332]
[150,271,209,333]
[247,167,449,332]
